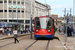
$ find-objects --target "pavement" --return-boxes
[0,31,75,50]
[55,31,75,50]
[0,32,31,40]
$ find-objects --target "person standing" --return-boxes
[9,28,11,35]
[20,28,23,34]
[13,28,19,44]
[67,26,70,37]
[69,25,73,36]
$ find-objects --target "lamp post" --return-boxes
[73,0,75,37]
[31,0,32,39]
[12,10,13,22]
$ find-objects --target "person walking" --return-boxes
[13,28,19,44]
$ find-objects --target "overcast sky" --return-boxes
[36,0,74,17]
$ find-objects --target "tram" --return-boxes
[33,15,56,38]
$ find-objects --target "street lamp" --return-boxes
[73,0,75,37]
[73,0,75,29]
[31,0,32,39]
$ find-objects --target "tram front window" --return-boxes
[35,17,51,29]
[36,18,41,29]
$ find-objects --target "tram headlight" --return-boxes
[36,30,38,32]
[48,30,51,32]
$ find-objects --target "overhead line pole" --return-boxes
[41,4,42,16]
[73,0,75,37]
[45,0,47,15]
[70,8,71,22]
[12,10,13,22]
[31,0,32,39]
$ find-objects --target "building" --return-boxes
[54,17,63,28]
[51,14,58,18]
[0,0,35,28]
[0,0,51,28]
[34,1,51,17]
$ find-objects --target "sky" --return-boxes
[36,0,74,17]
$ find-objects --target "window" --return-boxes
[17,2,20,4]
[25,20,30,24]
[13,10,16,12]
[9,1,12,3]
[13,1,16,4]
[9,10,12,12]
[18,10,20,13]
[4,10,7,12]
[56,23,57,25]
[0,10,3,12]
[0,1,3,3]
[22,2,24,4]
[22,11,24,13]
[4,1,7,3]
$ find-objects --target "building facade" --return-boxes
[51,14,58,18]
[0,0,35,28]
[34,1,51,17]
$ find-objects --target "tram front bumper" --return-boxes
[34,35,53,38]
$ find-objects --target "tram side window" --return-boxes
[35,17,40,29]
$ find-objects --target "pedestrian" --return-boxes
[2,27,4,35]
[9,28,11,35]
[7,29,9,36]
[69,25,73,36]
[5,29,7,35]
[13,28,19,44]
[26,28,28,33]
[29,28,31,33]
[20,28,23,34]
[67,26,70,37]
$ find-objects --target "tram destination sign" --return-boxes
[8,5,25,8]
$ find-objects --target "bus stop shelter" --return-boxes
[0,22,25,35]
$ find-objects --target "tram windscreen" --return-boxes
[35,17,51,29]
